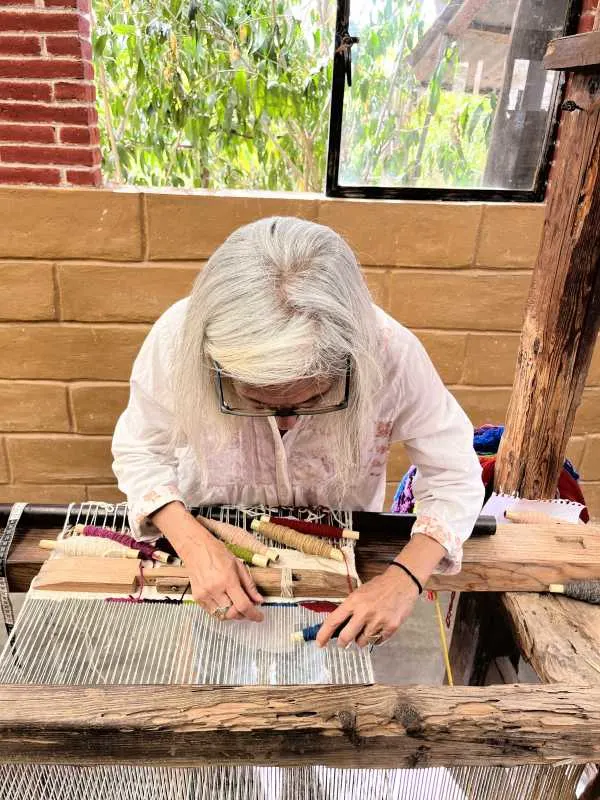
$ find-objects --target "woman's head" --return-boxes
[173,216,382,494]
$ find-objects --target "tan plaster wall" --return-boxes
[0,187,598,516]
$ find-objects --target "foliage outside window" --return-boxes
[93,0,570,195]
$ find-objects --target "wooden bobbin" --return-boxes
[261,515,360,541]
[251,519,344,562]
[39,538,140,560]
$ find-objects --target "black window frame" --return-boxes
[325,0,579,202]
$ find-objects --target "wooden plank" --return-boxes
[494,66,600,497]
[0,683,599,768]
[34,558,358,598]
[359,522,600,590]
[502,592,600,685]
[544,31,600,71]
[26,523,600,595]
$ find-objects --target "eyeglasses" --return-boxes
[213,357,351,417]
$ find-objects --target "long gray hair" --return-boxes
[173,216,382,494]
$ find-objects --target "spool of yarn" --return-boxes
[225,542,269,568]
[198,516,278,562]
[251,518,344,562]
[72,524,171,563]
[549,581,600,604]
[291,620,347,643]
[39,537,139,559]
[265,515,359,541]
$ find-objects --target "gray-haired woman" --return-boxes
[112,216,483,648]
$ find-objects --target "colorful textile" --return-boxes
[393,424,589,522]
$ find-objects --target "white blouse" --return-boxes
[112,299,484,573]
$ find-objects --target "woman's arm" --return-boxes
[318,326,482,648]
[112,303,262,621]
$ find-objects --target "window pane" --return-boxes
[93,0,335,191]
[338,0,569,191]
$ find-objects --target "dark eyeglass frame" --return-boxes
[213,356,352,417]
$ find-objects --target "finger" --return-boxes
[236,561,263,604]
[207,592,234,618]
[315,603,354,648]
[356,622,386,649]
[226,581,264,622]
[336,614,368,649]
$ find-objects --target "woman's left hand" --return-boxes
[315,566,419,649]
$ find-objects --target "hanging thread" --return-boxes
[72,524,171,563]
[280,567,294,598]
[251,518,344,562]
[265,515,360,541]
[198,516,278,561]
[432,591,454,686]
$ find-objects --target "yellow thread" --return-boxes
[251,519,344,562]
[433,591,454,687]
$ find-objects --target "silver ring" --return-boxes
[212,604,232,621]
[367,633,384,646]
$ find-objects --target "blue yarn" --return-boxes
[474,425,504,454]
[298,621,347,642]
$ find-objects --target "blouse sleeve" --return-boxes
[390,330,484,574]
[112,302,188,540]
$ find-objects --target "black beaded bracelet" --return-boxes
[388,560,423,595]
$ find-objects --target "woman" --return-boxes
[112,216,483,648]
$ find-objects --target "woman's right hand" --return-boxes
[152,502,264,622]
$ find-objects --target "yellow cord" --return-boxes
[433,591,454,686]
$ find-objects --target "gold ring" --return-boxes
[212,604,231,621]
[367,633,384,646]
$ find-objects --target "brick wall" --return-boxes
[0,187,599,517]
[0,0,100,186]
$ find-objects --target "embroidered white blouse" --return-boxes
[112,299,484,574]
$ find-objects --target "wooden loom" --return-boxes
[1,20,600,800]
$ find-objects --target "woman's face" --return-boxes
[233,376,335,430]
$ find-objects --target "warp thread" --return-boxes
[251,519,344,562]
[270,516,359,540]
[73,524,169,562]
[198,516,277,561]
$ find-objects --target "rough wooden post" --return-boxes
[494,16,600,498]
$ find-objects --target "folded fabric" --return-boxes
[392,424,589,523]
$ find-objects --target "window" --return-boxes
[327,0,575,200]
[94,0,574,199]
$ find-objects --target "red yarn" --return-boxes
[299,600,339,613]
[274,516,346,539]
[81,524,158,560]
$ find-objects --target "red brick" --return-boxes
[0,122,54,142]
[58,124,97,144]
[45,0,88,6]
[54,80,94,101]
[1,143,100,166]
[0,100,96,124]
[0,80,51,101]
[0,58,91,79]
[45,33,90,58]
[65,166,101,185]
[0,165,60,184]
[0,11,79,32]
[0,34,40,54]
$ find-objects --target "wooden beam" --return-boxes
[23,522,600,595]
[495,67,600,497]
[544,31,600,71]
[502,592,600,684]
[28,523,600,595]
[0,684,599,768]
